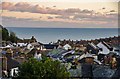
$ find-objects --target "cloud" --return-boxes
[1,2,118,28]
[110,10,116,12]
[2,16,118,28]
[55,15,70,19]
[1,2,95,15]
[64,8,81,14]
[2,2,15,10]
[81,9,94,14]
[102,7,106,10]
[47,16,53,19]
[73,12,118,22]
[1,2,59,14]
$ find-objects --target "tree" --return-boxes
[1,26,21,42]
[2,27,9,41]
[15,58,70,79]
[9,31,17,43]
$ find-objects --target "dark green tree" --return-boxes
[16,58,70,79]
[2,27,9,41]
[9,31,17,43]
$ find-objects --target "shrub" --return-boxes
[15,58,70,79]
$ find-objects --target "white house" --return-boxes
[27,43,34,50]
[10,67,19,77]
[5,45,12,48]
[34,52,42,60]
[63,44,72,50]
[97,41,113,55]
[17,43,27,47]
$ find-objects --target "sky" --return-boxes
[0,0,119,28]
[3,0,120,2]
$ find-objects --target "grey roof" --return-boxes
[79,53,94,60]
[93,65,115,77]
[7,58,20,70]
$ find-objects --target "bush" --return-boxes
[15,58,70,79]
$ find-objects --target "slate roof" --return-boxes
[43,44,58,49]
[102,41,113,51]
[47,48,67,58]
[79,53,94,60]
[7,58,20,70]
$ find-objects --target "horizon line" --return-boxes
[4,26,119,29]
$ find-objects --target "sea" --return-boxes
[6,27,119,44]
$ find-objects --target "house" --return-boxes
[5,45,13,48]
[2,41,7,47]
[30,42,40,46]
[7,58,20,77]
[16,43,27,47]
[2,55,20,77]
[97,41,113,55]
[79,52,93,60]
[87,42,99,54]
[62,50,75,56]
[57,44,63,49]
[24,36,37,43]
[63,44,72,50]
[34,51,42,61]
[10,67,19,77]
[47,48,67,59]
[78,52,101,65]
[43,44,58,50]
[74,45,86,52]
[27,43,34,50]
[113,47,120,56]
[1,41,12,47]
[30,42,44,50]
[78,52,94,64]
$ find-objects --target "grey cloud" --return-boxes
[55,15,70,19]
[2,16,117,28]
[110,10,116,12]
[73,13,118,22]
[81,9,94,14]
[47,16,53,19]
[64,8,81,14]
